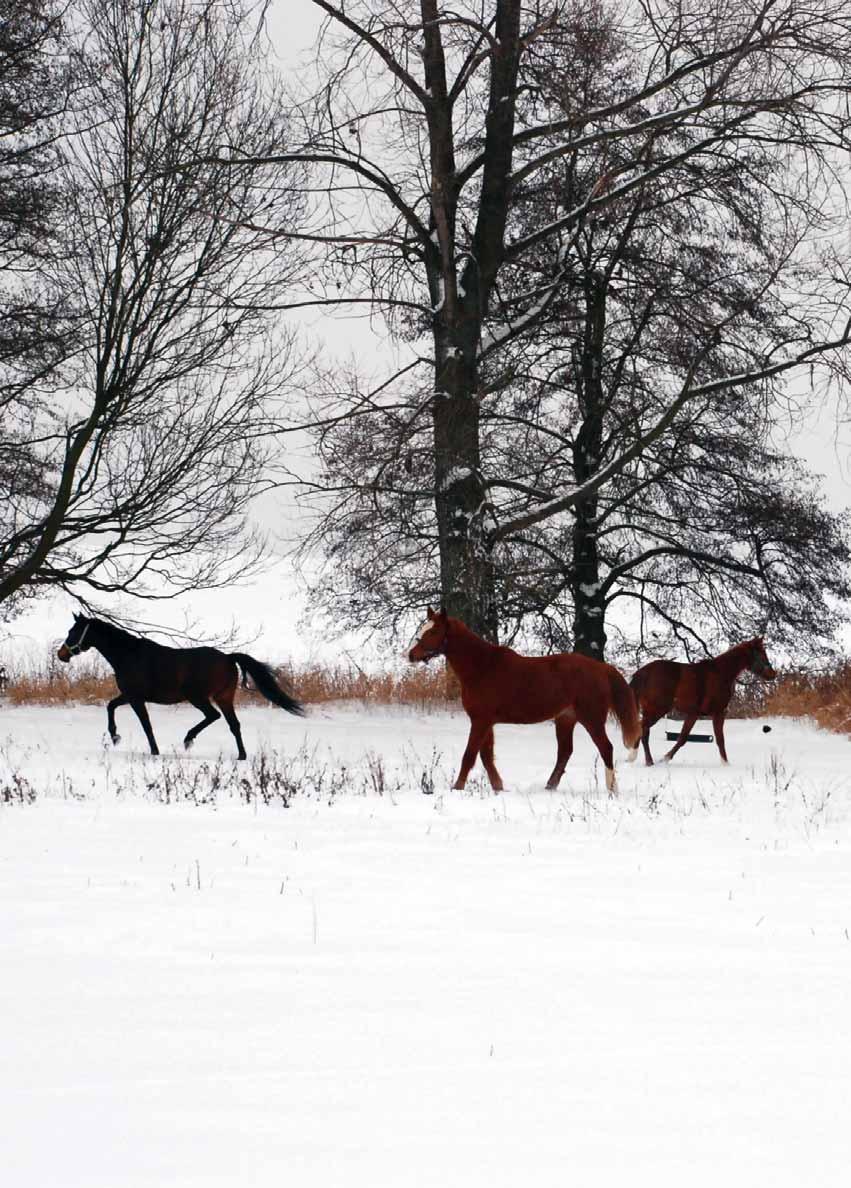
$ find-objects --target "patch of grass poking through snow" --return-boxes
[89,743,454,808]
[0,768,36,805]
[0,743,37,805]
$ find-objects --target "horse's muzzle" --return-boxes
[57,645,71,662]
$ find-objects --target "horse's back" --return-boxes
[116,641,238,703]
[473,647,617,723]
[631,657,728,714]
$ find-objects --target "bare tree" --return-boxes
[0,0,306,611]
[0,0,80,617]
[247,0,851,639]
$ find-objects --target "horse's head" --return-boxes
[57,613,94,663]
[747,637,776,680]
[408,606,449,664]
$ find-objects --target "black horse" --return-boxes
[58,614,304,759]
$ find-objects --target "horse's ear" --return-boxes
[439,604,447,618]
[73,612,80,622]
[426,605,436,619]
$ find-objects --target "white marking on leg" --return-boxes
[605,766,616,793]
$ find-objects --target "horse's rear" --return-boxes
[631,657,727,765]
[629,659,685,765]
[630,659,684,716]
[488,650,640,794]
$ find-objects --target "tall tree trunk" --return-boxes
[420,0,520,641]
[432,327,497,639]
[571,269,608,658]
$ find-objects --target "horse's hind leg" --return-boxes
[106,694,127,745]
[663,713,698,763]
[184,699,221,751]
[584,717,616,794]
[479,727,504,792]
[130,700,159,756]
[214,692,247,761]
[546,715,575,789]
[639,708,665,766]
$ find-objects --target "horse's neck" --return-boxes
[715,645,750,683]
[89,623,138,669]
[444,622,499,686]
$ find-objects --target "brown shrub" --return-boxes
[761,664,851,736]
[10,651,851,734]
[246,660,459,709]
[6,662,116,706]
[2,657,459,709]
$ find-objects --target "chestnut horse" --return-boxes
[408,608,641,793]
[629,638,776,766]
[58,614,304,759]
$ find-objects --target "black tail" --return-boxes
[231,653,305,716]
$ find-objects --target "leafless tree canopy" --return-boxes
[261,0,851,653]
[0,0,306,614]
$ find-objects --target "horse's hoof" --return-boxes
[183,738,193,751]
[111,734,121,746]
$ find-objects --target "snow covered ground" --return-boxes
[1,702,850,1187]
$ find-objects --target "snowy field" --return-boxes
[1,702,850,1187]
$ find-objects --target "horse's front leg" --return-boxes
[106,694,128,745]
[712,712,729,763]
[130,700,160,756]
[454,718,492,790]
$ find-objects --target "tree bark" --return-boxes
[432,327,497,638]
[571,269,608,658]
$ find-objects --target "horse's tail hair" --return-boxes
[230,653,305,717]
[608,666,642,751]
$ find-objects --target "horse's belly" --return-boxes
[150,693,186,706]
[495,699,562,725]
[673,691,713,716]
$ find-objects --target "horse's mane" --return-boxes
[88,618,149,648]
[719,639,758,659]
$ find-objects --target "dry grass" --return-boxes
[11,652,851,736]
[275,661,458,708]
[761,664,851,737]
[5,662,116,706]
[2,657,460,709]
